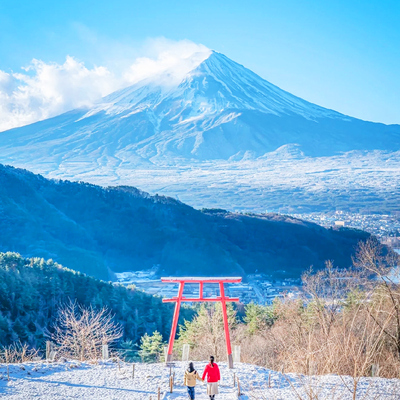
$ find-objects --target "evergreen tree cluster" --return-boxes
[138,331,166,363]
[0,252,192,350]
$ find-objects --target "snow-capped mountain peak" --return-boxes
[84,50,340,122]
[0,50,398,198]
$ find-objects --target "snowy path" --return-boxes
[1,361,399,399]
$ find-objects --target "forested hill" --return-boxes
[0,252,186,347]
[0,164,370,280]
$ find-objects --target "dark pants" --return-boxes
[187,386,195,399]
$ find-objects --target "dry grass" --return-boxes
[0,341,40,363]
[179,239,400,386]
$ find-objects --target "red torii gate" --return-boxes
[162,277,242,369]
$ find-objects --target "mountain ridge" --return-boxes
[0,51,399,213]
[1,51,399,161]
[0,163,371,280]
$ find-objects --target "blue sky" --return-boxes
[0,0,399,125]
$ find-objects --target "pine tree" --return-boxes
[0,312,11,343]
[176,303,237,360]
[244,302,275,334]
[138,331,165,363]
[119,340,139,362]
[0,252,191,349]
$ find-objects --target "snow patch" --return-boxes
[0,360,399,399]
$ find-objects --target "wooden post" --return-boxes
[182,343,190,361]
[132,363,135,379]
[311,361,318,375]
[237,376,241,396]
[46,341,56,362]
[163,346,168,363]
[157,387,161,400]
[5,349,10,381]
[268,372,271,388]
[169,366,173,392]
[21,345,26,363]
[102,344,109,360]
[46,341,51,361]
[233,345,241,363]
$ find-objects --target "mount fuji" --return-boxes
[0,50,399,213]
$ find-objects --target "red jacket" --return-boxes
[202,362,220,383]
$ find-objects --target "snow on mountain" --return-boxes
[87,51,340,121]
[1,360,399,399]
[0,50,399,212]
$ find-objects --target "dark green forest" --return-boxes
[0,252,192,348]
[0,164,371,280]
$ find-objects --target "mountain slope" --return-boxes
[0,164,371,280]
[1,51,399,163]
[0,51,399,213]
[0,252,187,348]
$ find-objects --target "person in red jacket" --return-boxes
[202,356,220,399]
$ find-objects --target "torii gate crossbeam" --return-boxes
[161,277,242,369]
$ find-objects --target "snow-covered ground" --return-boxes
[1,360,399,399]
[3,149,399,214]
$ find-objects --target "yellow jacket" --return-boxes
[184,370,203,387]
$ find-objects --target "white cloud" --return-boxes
[124,38,210,86]
[0,39,210,132]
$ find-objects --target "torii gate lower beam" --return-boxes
[162,277,242,369]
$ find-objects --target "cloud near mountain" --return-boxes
[0,39,210,131]
[1,45,399,214]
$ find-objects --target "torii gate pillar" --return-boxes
[162,277,242,369]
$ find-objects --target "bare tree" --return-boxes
[333,301,391,400]
[354,239,400,360]
[0,341,40,363]
[50,301,123,361]
[302,261,364,339]
[173,240,400,381]
[245,257,397,382]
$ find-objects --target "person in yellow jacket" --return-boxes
[184,362,204,400]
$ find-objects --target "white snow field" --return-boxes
[0,361,399,399]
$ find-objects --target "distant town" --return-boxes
[115,268,302,305]
[289,211,400,246]
[115,211,400,305]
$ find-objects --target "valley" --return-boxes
[0,163,371,281]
